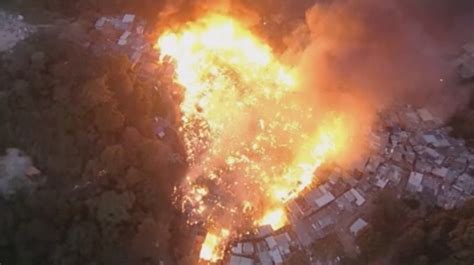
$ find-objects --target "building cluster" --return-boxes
[380,106,474,209]
[227,227,297,265]
[225,105,474,265]
[92,14,184,158]
[86,15,474,264]
[93,14,165,80]
[94,14,147,59]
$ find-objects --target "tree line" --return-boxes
[0,31,188,265]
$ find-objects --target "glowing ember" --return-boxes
[269,117,349,202]
[257,208,288,230]
[156,13,352,262]
[156,14,296,162]
[199,229,230,262]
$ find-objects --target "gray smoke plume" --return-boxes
[282,0,474,119]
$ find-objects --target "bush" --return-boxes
[403,197,420,210]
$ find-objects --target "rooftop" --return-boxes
[349,218,368,236]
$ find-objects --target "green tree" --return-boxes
[79,76,112,112]
[94,103,125,134]
[100,144,127,176]
[91,191,135,226]
[0,30,184,265]
[394,225,426,263]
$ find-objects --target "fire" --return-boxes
[199,229,230,262]
[156,13,353,262]
[269,117,349,202]
[156,14,296,162]
[257,208,288,230]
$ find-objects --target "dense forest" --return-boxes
[391,200,474,265]
[355,192,474,265]
[0,29,190,264]
[449,95,474,146]
[3,0,166,20]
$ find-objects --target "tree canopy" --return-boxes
[0,31,185,265]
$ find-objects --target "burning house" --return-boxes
[131,6,474,263]
[153,12,355,262]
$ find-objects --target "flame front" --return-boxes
[257,208,288,230]
[199,229,230,262]
[156,13,351,262]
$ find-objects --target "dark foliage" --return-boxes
[311,233,346,262]
[9,0,166,21]
[354,191,408,263]
[449,109,474,145]
[448,83,474,145]
[391,199,474,265]
[403,197,421,210]
[0,32,185,265]
[353,197,474,265]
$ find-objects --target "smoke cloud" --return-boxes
[154,0,474,168]
[284,0,474,119]
[154,0,474,238]
[157,0,260,29]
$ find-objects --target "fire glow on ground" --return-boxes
[155,13,352,262]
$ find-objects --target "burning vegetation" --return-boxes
[155,13,352,261]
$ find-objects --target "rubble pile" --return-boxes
[225,106,474,265]
[0,11,35,52]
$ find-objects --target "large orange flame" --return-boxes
[156,13,351,262]
[199,229,230,262]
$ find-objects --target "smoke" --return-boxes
[157,0,260,29]
[284,0,474,119]
[154,0,474,241]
